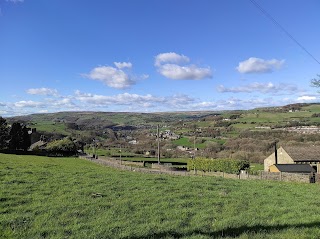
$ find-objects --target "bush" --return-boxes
[187,157,249,174]
[45,137,77,156]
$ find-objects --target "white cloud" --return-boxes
[26,88,58,96]
[155,52,212,80]
[38,110,49,113]
[50,98,75,108]
[6,0,24,3]
[297,96,317,102]
[217,82,297,94]
[14,101,44,108]
[114,62,132,69]
[84,62,147,89]
[74,90,164,107]
[155,52,190,67]
[84,65,134,89]
[158,64,212,80]
[236,57,285,73]
[73,91,198,111]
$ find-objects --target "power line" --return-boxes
[249,0,320,66]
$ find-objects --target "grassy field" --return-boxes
[1,154,320,239]
[173,137,207,149]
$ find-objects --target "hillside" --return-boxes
[2,154,320,238]
[5,103,320,163]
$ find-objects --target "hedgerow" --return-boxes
[187,157,249,174]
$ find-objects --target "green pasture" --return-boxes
[85,147,136,157]
[118,157,189,164]
[173,137,207,149]
[2,154,320,238]
[238,109,318,125]
[32,122,69,135]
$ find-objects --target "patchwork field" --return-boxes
[1,154,320,239]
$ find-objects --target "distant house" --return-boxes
[29,140,47,151]
[177,145,190,151]
[128,139,138,145]
[264,146,320,173]
[145,150,155,156]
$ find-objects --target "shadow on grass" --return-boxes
[127,221,320,238]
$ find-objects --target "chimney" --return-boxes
[274,141,278,165]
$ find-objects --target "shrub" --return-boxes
[187,157,249,174]
[45,137,77,156]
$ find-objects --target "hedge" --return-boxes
[187,157,249,174]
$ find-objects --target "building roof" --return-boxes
[275,164,315,173]
[29,140,46,150]
[283,146,320,162]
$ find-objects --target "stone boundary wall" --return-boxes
[79,155,312,183]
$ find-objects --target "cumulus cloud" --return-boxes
[49,98,75,108]
[84,62,147,89]
[155,52,212,80]
[14,100,44,108]
[114,62,132,69]
[236,57,285,73]
[155,52,190,67]
[73,91,198,111]
[297,96,317,102]
[217,82,297,94]
[26,88,58,96]
[74,90,164,107]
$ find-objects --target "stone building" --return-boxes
[264,146,320,173]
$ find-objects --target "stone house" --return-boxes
[264,146,320,173]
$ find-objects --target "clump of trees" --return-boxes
[187,157,249,174]
[0,117,31,151]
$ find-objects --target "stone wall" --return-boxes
[79,155,312,183]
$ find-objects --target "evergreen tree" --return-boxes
[9,122,31,151]
[0,117,9,149]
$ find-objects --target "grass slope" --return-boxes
[1,154,320,239]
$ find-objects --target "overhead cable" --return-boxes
[249,0,320,66]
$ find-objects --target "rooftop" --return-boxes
[282,146,320,162]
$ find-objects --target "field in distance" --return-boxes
[1,154,320,238]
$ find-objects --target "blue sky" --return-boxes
[0,0,319,116]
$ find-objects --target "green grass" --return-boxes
[118,157,189,164]
[173,137,207,149]
[249,163,264,174]
[33,122,69,135]
[85,148,136,157]
[2,154,320,238]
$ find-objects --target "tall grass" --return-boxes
[1,153,320,238]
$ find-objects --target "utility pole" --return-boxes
[92,139,96,158]
[157,124,160,164]
[120,144,122,165]
[193,133,196,174]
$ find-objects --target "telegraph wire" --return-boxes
[249,0,320,66]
